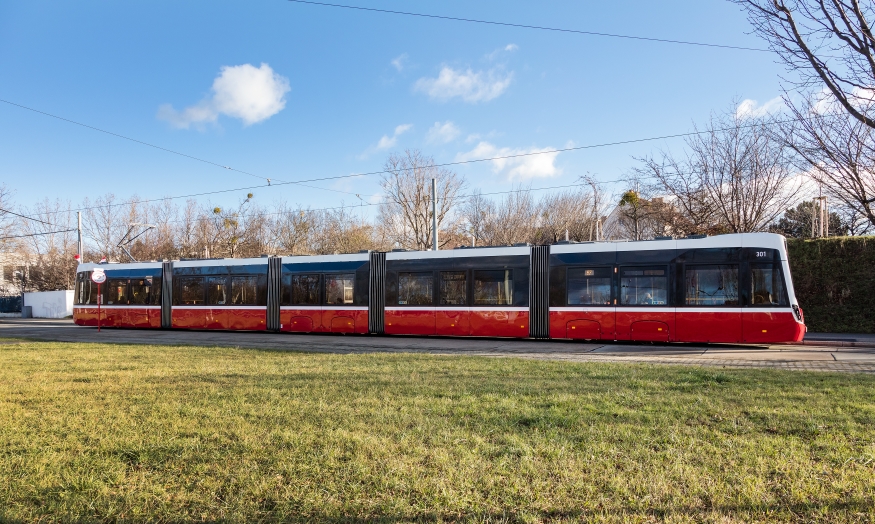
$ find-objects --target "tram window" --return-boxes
[77,274,90,305]
[150,277,161,306]
[86,280,99,305]
[685,265,739,306]
[74,273,81,304]
[567,268,611,305]
[290,274,320,305]
[620,267,667,305]
[106,279,128,305]
[129,278,153,305]
[206,277,227,306]
[179,276,205,305]
[473,270,513,305]
[398,272,433,305]
[325,273,355,305]
[440,271,467,305]
[750,264,789,306]
[230,276,258,305]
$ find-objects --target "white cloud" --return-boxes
[812,86,875,115]
[486,44,519,60]
[158,63,290,128]
[391,53,408,72]
[414,66,512,103]
[456,141,561,180]
[376,123,413,150]
[426,121,461,143]
[736,96,785,118]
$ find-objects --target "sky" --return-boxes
[0,0,790,221]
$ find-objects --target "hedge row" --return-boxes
[787,236,875,334]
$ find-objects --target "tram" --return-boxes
[72,232,806,344]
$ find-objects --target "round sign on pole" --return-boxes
[91,270,106,284]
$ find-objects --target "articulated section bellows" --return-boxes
[266,256,283,332]
[368,251,386,334]
[529,245,550,339]
[161,261,173,329]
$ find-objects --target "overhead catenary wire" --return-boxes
[0,207,62,227]
[0,98,357,197]
[36,113,818,218]
[69,181,600,232]
[287,0,770,53]
[4,96,834,220]
[0,229,77,240]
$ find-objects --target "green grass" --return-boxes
[1,340,874,523]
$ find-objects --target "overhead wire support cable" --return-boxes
[0,229,77,240]
[287,0,770,52]
[0,99,271,183]
[0,98,364,196]
[0,207,60,227]
[3,96,834,214]
[38,112,826,214]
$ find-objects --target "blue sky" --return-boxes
[0,0,787,218]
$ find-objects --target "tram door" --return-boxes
[614,265,672,343]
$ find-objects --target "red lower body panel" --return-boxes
[616,309,674,341]
[73,305,805,344]
[550,308,615,340]
[227,308,266,331]
[386,308,435,335]
[280,307,368,334]
[549,308,803,344]
[171,307,265,330]
[436,309,470,336]
[744,310,805,343]
[73,306,160,328]
[676,310,741,343]
[470,309,528,337]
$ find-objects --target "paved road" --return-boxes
[2,319,875,373]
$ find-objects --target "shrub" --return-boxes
[788,236,875,333]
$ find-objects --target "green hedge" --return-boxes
[787,236,875,333]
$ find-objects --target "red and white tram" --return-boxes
[73,232,806,344]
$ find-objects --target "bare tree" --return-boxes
[0,184,15,246]
[17,199,78,291]
[461,180,606,246]
[607,188,680,240]
[271,205,317,255]
[635,110,799,234]
[533,186,604,244]
[633,156,722,236]
[779,96,875,229]
[379,150,465,250]
[734,0,875,128]
[81,193,143,262]
[313,206,386,255]
[460,186,536,246]
[460,190,493,247]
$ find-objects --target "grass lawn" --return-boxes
[0,339,874,523]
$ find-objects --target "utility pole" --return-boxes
[431,178,438,251]
[77,211,83,262]
[823,196,828,237]
[819,185,824,238]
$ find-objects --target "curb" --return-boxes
[801,339,875,348]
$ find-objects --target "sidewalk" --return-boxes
[803,332,875,348]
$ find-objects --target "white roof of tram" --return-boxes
[76,232,788,272]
